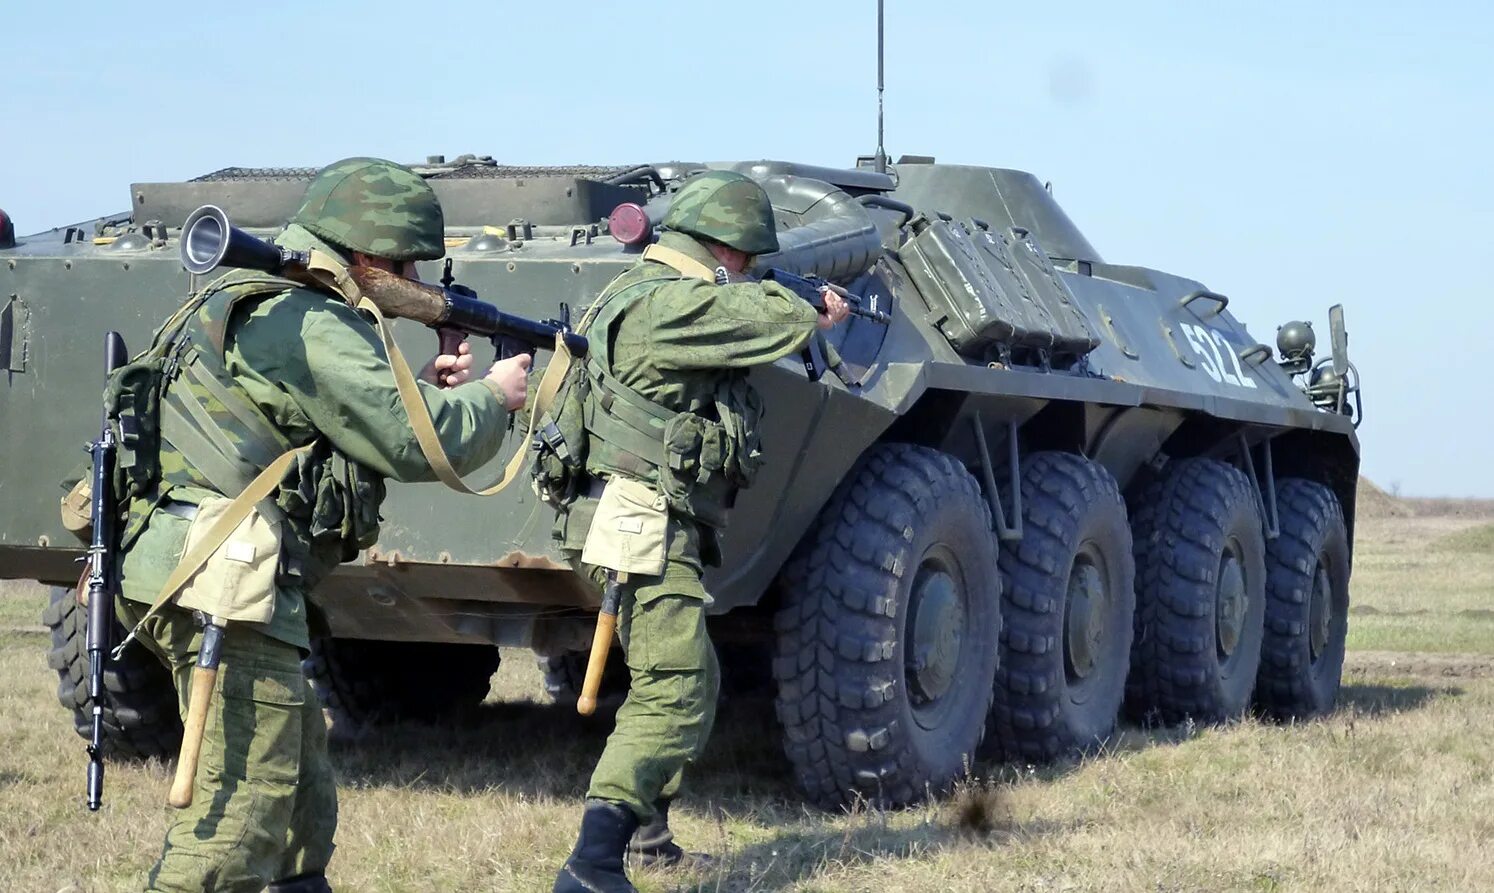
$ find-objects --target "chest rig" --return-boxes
[111,270,382,564]
[533,256,765,531]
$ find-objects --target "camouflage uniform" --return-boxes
[115,158,510,892]
[552,172,819,893]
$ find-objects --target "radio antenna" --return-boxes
[875,0,887,173]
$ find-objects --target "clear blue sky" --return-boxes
[3,1,1490,495]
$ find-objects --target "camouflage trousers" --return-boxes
[580,558,721,822]
[116,598,337,892]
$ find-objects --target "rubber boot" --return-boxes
[553,799,641,893]
[267,872,333,893]
[629,799,716,871]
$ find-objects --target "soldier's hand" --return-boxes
[817,287,850,330]
[420,341,475,388]
[485,353,532,411]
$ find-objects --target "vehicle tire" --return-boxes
[1126,457,1266,725]
[304,638,499,729]
[42,586,181,761]
[1254,478,1351,720]
[991,452,1134,762]
[538,648,630,707]
[773,443,1001,808]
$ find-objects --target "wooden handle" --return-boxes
[347,265,448,326]
[576,612,618,716]
[168,664,218,809]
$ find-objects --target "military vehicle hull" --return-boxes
[0,157,1359,806]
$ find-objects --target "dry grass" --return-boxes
[3,503,1494,892]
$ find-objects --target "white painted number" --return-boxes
[1181,323,1257,390]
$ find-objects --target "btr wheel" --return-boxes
[991,452,1135,762]
[1255,478,1351,720]
[42,586,181,761]
[304,638,499,732]
[1127,457,1266,725]
[773,443,1001,808]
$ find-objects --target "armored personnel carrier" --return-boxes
[0,154,1360,807]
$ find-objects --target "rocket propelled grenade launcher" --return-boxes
[179,205,587,360]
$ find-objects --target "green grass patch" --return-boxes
[1433,522,1494,553]
[0,582,46,628]
[1348,611,1494,654]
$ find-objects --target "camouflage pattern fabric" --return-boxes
[117,223,508,650]
[290,157,445,261]
[554,231,818,568]
[116,598,336,893]
[662,171,780,255]
[577,556,720,820]
[559,230,818,822]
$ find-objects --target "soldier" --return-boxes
[543,170,849,893]
[111,157,531,892]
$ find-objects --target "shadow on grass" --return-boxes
[329,693,802,804]
[1339,681,1461,715]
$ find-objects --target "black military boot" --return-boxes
[267,871,332,893]
[553,799,641,893]
[629,799,716,871]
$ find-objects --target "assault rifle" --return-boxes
[760,268,892,325]
[84,330,129,811]
[715,265,891,388]
[179,205,588,363]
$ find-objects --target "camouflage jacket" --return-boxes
[556,231,819,570]
[118,225,509,649]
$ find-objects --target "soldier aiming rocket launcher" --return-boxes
[179,204,588,362]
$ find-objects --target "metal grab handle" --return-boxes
[1238,343,1273,365]
[1179,289,1230,315]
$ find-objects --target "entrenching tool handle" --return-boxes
[577,573,627,716]
[169,619,224,809]
[576,614,617,717]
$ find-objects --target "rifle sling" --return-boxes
[641,244,716,282]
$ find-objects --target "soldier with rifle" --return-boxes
[84,157,530,892]
[533,170,849,892]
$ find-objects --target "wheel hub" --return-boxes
[1064,558,1107,681]
[906,564,964,709]
[1309,563,1332,660]
[1217,550,1248,658]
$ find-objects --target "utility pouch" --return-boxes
[60,476,93,538]
[532,366,590,506]
[104,358,168,502]
[581,477,668,576]
[174,495,282,624]
[278,442,384,562]
[659,413,708,505]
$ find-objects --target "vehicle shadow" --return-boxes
[1337,681,1460,715]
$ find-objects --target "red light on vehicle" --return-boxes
[0,207,14,249]
[608,202,651,246]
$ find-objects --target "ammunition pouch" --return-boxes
[277,439,385,564]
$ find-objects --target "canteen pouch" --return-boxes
[60,475,93,538]
[581,477,668,576]
[174,495,283,624]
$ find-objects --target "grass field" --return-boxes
[3,496,1493,891]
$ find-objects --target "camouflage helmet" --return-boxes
[662,171,779,255]
[291,157,445,261]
